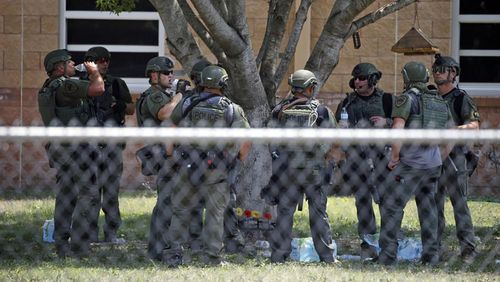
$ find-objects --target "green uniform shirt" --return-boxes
[136,85,174,127]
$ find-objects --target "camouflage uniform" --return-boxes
[436,87,480,256]
[38,49,101,257]
[379,62,452,265]
[136,84,176,260]
[267,70,336,263]
[163,66,250,266]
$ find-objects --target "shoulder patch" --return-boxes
[63,80,79,94]
[473,111,480,119]
[395,95,408,108]
[152,93,164,103]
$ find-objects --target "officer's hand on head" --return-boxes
[176,79,192,94]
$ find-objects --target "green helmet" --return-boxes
[350,63,382,87]
[44,49,72,74]
[85,46,110,62]
[190,59,211,86]
[288,69,317,90]
[199,65,228,89]
[145,56,174,77]
[432,53,460,76]
[401,61,429,85]
[351,63,381,77]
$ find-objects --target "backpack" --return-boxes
[38,77,65,126]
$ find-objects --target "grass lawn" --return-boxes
[0,192,498,281]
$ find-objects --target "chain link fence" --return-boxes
[0,127,498,270]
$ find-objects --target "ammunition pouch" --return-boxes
[136,143,167,176]
[176,147,233,186]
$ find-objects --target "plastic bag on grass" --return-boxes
[290,237,337,262]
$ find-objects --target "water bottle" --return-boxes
[340,107,349,128]
[171,79,179,91]
[75,63,86,72]
[42,219,55,243]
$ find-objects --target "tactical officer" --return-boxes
[266,69,337,263]
[83,46,134,244]
[136,56,182,261]
[38,49,104,258]
[334,63,393,259]
[163,65,251,266]
[432,54,480,262]
[379,62,453,266]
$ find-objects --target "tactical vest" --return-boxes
[342,89,391,128]
[278,99,320,128]
[136,87,172,127]
[92,75,124,126]
[275,98,325,169]
[38,77,64,126]
[182,93,234,127]
[406,88,449,129]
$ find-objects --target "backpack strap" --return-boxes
[382,92,393,118]
[453,89,466,125]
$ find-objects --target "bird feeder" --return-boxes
[391,1,439,55]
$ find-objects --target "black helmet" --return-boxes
[85,46,111,62]
[402,61,429,85]
[44,49,72,74]
[432,53,460,76]
[199,65,228,89]
[350,63,382,88]
[145,56,174,77]
[288,69,317,90]
[190,59,211,86]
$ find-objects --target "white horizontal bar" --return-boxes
[459,50,500,57]
[65,11,159,20]
[458,15,500,23]
[0,127,499,144]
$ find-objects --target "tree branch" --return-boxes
[148,0,203,72]
[345,0,417,39]
[256,0,278,69]
[272,0,312,99]
[258,0,294,106]
[177,0,227,65]
[190,0,246,57]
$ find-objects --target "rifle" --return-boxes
[367,158,380,204]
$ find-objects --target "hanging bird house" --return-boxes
[391,27,439,55]
[391,1,439,55]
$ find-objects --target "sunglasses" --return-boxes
[432,65,448,74]
[354,75,368,81]
[160,70,173,75]
[95,58,110,64]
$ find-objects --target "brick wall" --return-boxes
[0,0,499,195]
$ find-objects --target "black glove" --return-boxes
[176,79,191,94]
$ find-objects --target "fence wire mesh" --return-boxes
[0,127,499,271]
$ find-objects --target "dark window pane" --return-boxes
[460,23,500,50]
[71,51,158,78]
[66,0,155,12]
[67,19,158,45]
[460,0,500,14]
[459,56,500,83]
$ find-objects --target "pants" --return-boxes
[270,168,334,263]
[436,151,476,254]
[164,166,230,263]
[147,159,175,260]
[52,144,100,256]
[344,147,389,241]
[89,144,123,241]
[379,163,441,264]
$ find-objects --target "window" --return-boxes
[61,0,165,92]
[452,0,500,97]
